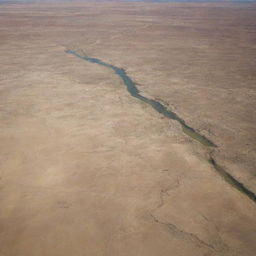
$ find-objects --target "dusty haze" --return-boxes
[0,1,256,256]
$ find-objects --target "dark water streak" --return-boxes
[66,50,215,147]
[209,158,256,202]
[66,49,256,203]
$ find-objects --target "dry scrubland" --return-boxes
[0,2,256,256]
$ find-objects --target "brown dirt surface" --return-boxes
[0,2,256,256]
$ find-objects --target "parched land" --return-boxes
[0,2,255,256]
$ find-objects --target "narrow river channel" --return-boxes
[66,49,256,203]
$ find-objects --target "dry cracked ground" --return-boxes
[0,2,256,256]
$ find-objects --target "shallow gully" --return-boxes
[66,49,256,203]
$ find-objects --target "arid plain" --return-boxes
[0,1,256,256]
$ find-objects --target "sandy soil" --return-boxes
[0,2,255,256]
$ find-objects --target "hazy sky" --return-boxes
[1,0,256,2]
